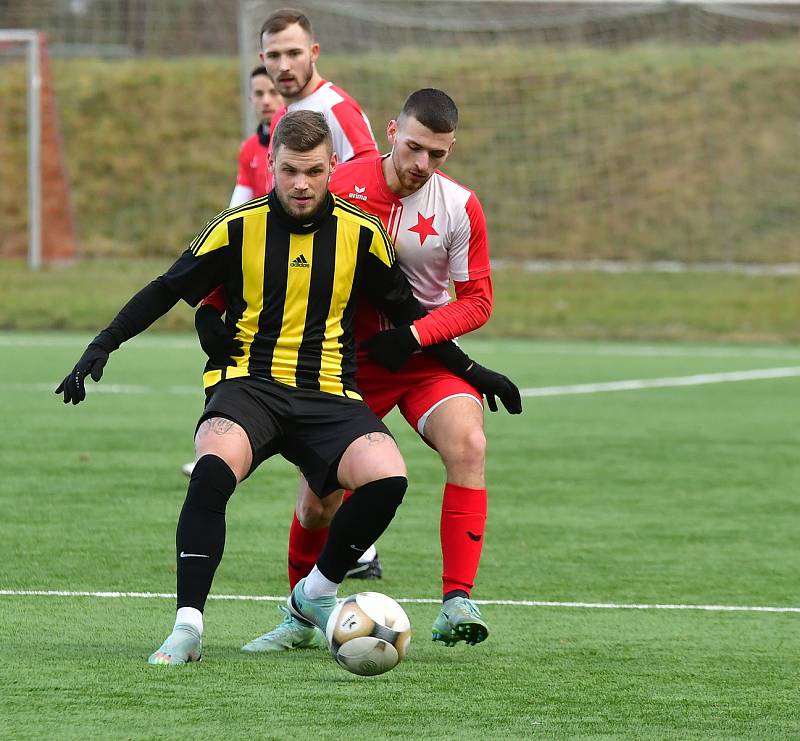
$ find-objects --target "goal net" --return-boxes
[240,1,800,264]
[0,30,77,267]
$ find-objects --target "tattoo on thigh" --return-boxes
[202,418,238,436]
[365,432,389,445]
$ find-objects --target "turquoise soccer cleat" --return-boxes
[148,623,202,665]
[241,605,324,653]
[286,578,338,634]
[431,596,489,647]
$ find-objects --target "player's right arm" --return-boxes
[358,220,521,414]
[55,215,238,405]
[229,141,255,208]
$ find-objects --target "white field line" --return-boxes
[14,366,800,400]
[0,589,798,613]
[520,367,800,398]
[4,334,800,361]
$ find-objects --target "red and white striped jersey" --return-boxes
[329,154,492,345]
[270,80,378,171]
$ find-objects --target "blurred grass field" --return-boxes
[2,43,799,262]
[2,258,799,342]
[1,333,798,738]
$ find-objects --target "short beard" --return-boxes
[286,60,315,100]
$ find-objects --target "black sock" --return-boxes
[176,454,236,611]
[317,476,407,583]
[443,589,469,602]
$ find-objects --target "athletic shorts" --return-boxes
[356,353,483,437]
[197,376,392,497]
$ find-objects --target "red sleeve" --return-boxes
[412,275,493,346]
[200,285,226,313]
[235,142,250,188]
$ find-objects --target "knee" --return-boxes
[441,427,487,466]
[186,454,237,513]
[358,475,407,516]
[297,495,335,529]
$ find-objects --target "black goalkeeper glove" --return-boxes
[195,304,243,363]
[463,362,523,414]
[360,326,420,372]
[55,342,110,405]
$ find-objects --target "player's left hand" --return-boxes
[195,304,243,363]
[55,343,109,405]
[361,326,420,372]
[463,362,523,414]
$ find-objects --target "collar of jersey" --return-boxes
[267,190,334,234]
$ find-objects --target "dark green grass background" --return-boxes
[1,335,799,738]
[2,44,800,262]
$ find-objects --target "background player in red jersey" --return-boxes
[229,66,283,207]
[198,89,521,652]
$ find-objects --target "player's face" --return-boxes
[249,74,282,127]
[270,143,337,219]
[260,23,319,100]
[387,115,455,197]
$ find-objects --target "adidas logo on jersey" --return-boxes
[290,254,310,268]
[348,184,368,202]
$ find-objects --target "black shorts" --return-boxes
[197,376,392,497]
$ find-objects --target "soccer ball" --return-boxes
[326,591,411,676]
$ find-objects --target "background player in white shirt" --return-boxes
[217,89,520,652]
[259,8,378,173]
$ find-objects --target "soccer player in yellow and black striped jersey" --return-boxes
[56,110,493,666]
[185,151,398,400]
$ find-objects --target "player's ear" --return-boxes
[448,137,456,156]
[268,150,275,172]
[386,119,398,145]
[329,151,338,178]
[310,42,320,64]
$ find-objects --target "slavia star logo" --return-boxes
[409,212,438,246]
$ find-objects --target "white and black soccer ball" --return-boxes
[325,591,411,676]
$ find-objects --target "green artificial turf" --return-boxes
[0,334,798,738]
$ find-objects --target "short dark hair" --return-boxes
[272,110,331,155]
[400,89,459,134]
[250,65,269,79]
[260,8,314,44]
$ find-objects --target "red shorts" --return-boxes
[356,353,483,437]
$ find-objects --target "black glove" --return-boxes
[360,326,420,372]
[463,362,523,414]
[55,343,110,405]
[195,304,243,363]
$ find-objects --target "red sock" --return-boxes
[440,483,488,597]
[287,513,328,589]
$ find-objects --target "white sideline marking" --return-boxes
[4,334,800,361]
[520,367,800,398]
[14,366,800,400]
[0,590,798,613]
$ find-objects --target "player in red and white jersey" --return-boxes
[259,8,377,191]
[236,89,519,654]
[330,139,492,346]
[229,66,283,208]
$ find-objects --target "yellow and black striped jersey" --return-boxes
[161,191,422,398]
